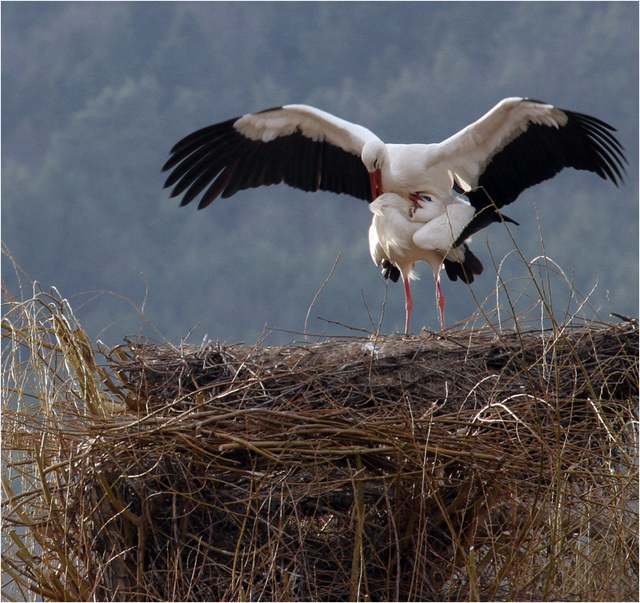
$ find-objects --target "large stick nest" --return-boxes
[92,323,638,600]
[2,291,638,601]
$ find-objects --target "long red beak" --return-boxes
[369,169,383,200]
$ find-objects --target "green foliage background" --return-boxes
[2,2,638,346]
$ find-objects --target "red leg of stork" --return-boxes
[403,277,413,335]
[434,272,446,330]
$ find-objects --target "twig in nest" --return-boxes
[304,252,341,341]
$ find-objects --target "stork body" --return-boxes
[163,97,626,331]
[369,193,481,332]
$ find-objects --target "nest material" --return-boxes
[88,322,637,601]
[3,305,638,601]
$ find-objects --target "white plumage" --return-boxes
[369,193,478,332]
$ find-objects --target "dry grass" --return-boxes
[2,261,638,601]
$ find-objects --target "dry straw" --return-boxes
[2,257,638,601]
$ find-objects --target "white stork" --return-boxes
[369,192,483,332]
[163,97,625,332]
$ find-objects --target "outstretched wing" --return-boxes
[432,98,627,244]
[162,104,381,209]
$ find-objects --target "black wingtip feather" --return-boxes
[381,260,401,283]
[444,245,484,284]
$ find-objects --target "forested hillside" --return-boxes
[2,2,638,346]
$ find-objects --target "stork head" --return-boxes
[362,140,387,200]
[361,140,387,174]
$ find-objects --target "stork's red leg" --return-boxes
[403,277,413,334]
[434,273,445,330]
